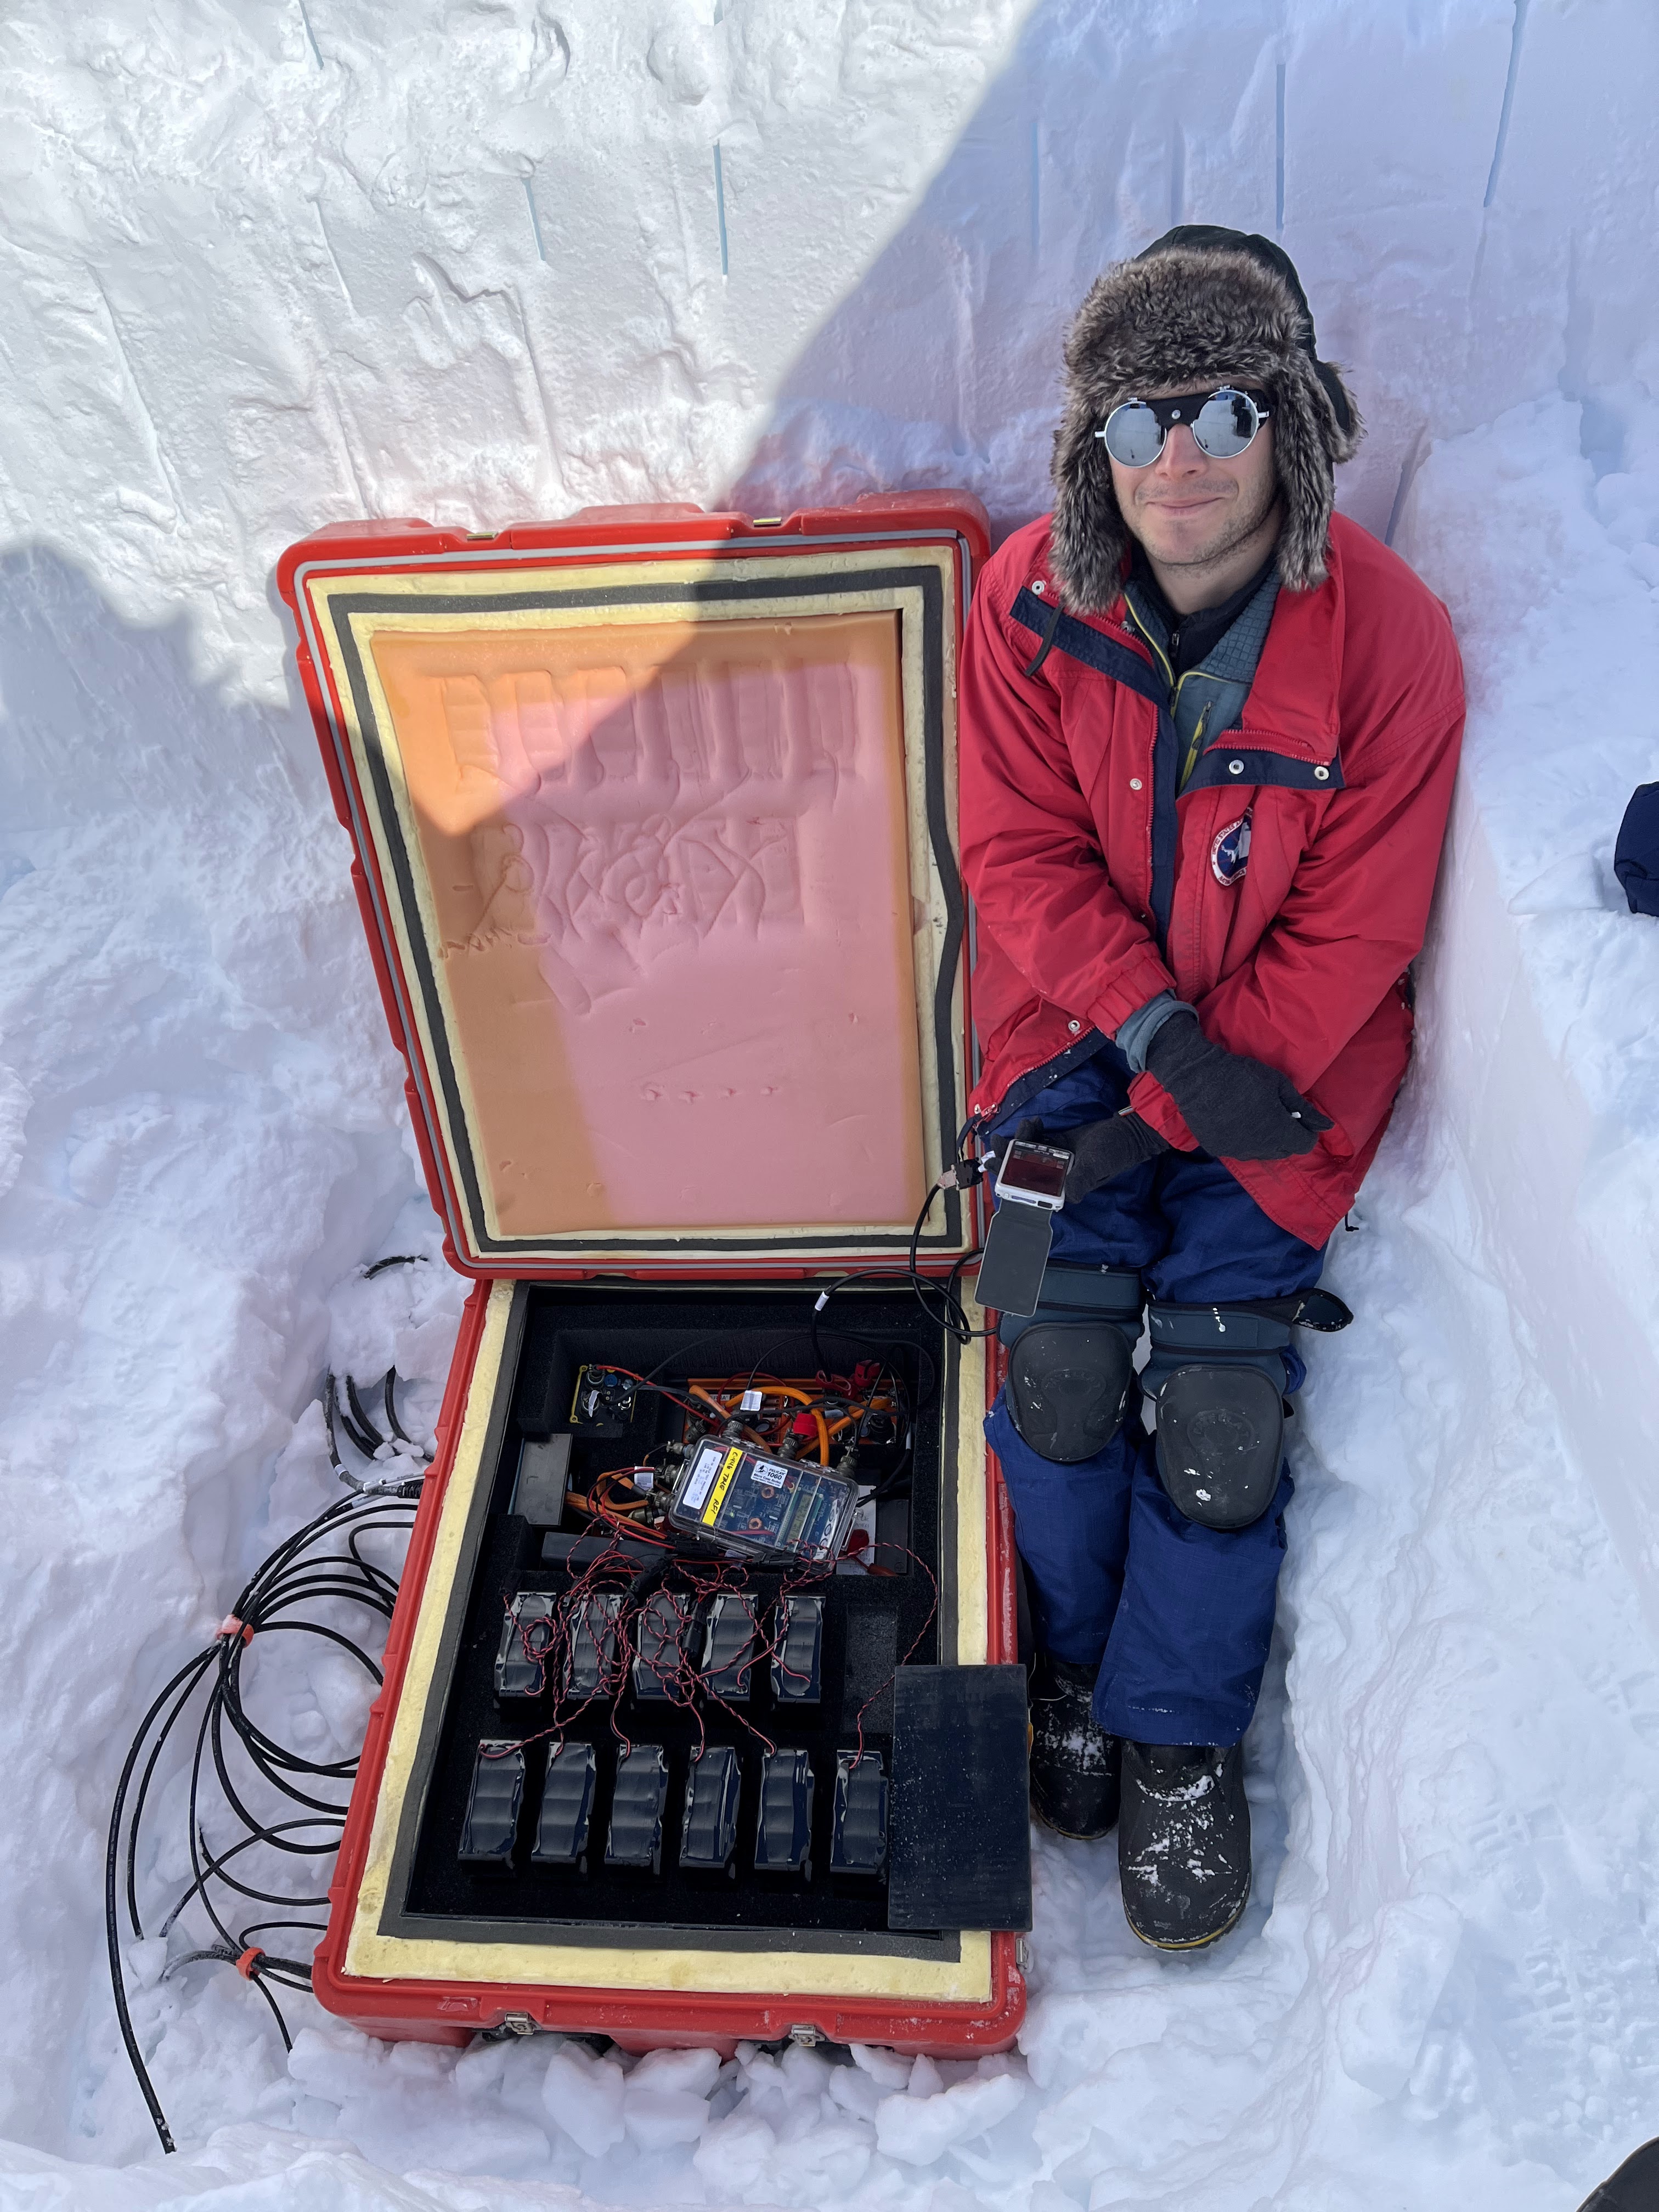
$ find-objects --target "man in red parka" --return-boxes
[960,227,1464,1949]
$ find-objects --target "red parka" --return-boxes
[959,511,1465,1248]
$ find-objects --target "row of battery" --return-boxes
[494,1588,825,1707]
[459,1737,889,1882]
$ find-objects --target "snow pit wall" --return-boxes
[1398,391,1659,1641]
[1423,784,1659,1624]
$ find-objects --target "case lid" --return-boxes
[280,496,988,1276]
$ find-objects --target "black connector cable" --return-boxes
[323,1369,431,1494]
[810,1148,998,1394]
[106,1484,417,2153]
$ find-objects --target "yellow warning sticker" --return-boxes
[701,1446,744,1526]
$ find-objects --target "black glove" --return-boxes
[1143,1011,1333,1161]
[997,1113,1167,1202]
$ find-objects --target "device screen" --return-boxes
[996,1140,1070,1205]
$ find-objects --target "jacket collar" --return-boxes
[1237,517,1344,753]
[1091,518,1346,758]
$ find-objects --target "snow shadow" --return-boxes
[0,541,421,2148]
[0,544,323,834]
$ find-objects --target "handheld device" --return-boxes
[976,1138,1073,1317]
[992,1139,1073,1210]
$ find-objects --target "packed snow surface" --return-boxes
[4,0,1659,2205]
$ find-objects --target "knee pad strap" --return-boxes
[998,1261,1144,1351]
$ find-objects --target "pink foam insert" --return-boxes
[369,612,928,1236]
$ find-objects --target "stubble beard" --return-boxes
[1135,473,1282,582]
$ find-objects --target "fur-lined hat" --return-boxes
[1048,225,1362,610]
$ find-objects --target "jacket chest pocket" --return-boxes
[1168,788,1238,971]
[1173,782,1330,978]
[1067,680,1160,884]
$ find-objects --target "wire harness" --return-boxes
[105,1480,419,2153]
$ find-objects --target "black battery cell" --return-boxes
[606,1745,668,1872]
[679,1745,742,1874]
[563,1593,623,1700]
[755,1748,814,1877]
[700,1594,759,1701]
[494,1592,558,1700]
[771,1595,824,1705]
[831,1750,889,1878]
[532,1742,597,1870]
[459,1741,524,1866]
[632,1589,696,1702]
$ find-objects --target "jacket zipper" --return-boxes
[1179,705,1211,789]
[1124,606,1210,788]
[1126,606,1175,695]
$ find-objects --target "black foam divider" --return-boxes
[887,1666,1032,1932]
[513,1357,564,1439]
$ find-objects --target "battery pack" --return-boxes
[700,1594,759,1701]
[494,1592,557,1700]
[755,1748,815,1877]
[667,1437,859,1564]
[607,1745,669,1873]
[564,1593,623,1700]
[533,1742,597,1871]
[680,1746,742,1874]
[460,1743,524,1868]
[832,1751,889,1878]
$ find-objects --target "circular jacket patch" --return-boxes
[1211,810,1252,885]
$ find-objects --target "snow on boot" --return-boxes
[1118,1739,1250,1949]
[1029,1655,1120,1839]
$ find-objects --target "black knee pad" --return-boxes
[1153,1364,1285,1530]
[998,1262,1143,1465]
[1005,1323,1135,1464]
[1143,1298,1297,1531]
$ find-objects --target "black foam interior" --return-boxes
[403,1283,949,1934]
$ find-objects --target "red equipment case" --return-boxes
[278,493,1025,2056]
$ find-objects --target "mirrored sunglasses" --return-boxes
[1095,386,1273,467]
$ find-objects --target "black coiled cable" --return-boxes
[106,1485,417,2153]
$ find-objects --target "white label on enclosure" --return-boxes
[681,1443,725,1512]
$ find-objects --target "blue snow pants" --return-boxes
[985,1049,1327,1748]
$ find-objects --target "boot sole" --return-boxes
[1031,1800,1118,1843]
[1124,1888,1248,1952]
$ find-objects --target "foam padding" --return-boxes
[292,546,969,1266]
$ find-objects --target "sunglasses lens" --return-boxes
[1192,390,1262,459]
[1102,401,1166,467]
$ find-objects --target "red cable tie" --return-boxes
[234,1946,264,1978]
[216,1615,253,1645]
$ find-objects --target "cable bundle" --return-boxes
[489,1527,936,1770]
[105,1481,419,2153]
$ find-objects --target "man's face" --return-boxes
[1107,383,1280,573]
